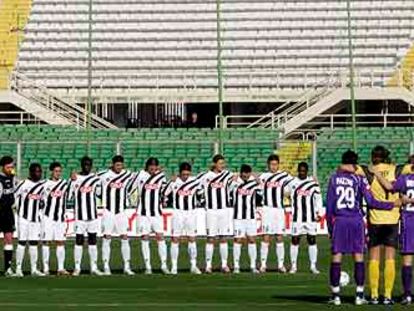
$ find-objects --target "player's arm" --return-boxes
[313,187,324,221]
[368,166,394,191]
[325,177,336,236]
[359,176,394,210]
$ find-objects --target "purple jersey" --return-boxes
[393,174,414,214]
[326,170,393,234]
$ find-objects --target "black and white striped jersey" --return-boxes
[164,176,203,211]
[42,179,69,222]
[230,177,262,220]
[260,171,293,209]
[199,170,234,210]
[15,179,46,223]
[287,177,323,224]
[99,169,134,214]
[68,173,102,221]
[133,170,167,217]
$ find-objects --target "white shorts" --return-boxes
[18,217,41,241]
[206,209,232,237]
[75,219,100,236]
[101,209,129,236]
[262,207,285,235]
[137,216,163,236]
[172,210,197,237]
[234,219,257,238]
[291,222,318,236]
[42,216,66,241]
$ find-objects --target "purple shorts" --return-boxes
[331,217,365,254]
[400,213,414,254]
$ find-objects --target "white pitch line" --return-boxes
[0,302,295,307]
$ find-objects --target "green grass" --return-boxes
[0,237,410,310]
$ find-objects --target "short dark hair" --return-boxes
[29,163,42,174]
[342,150,358,165]
[298,162,308,171]
[371,145,389,162]
[49,162,62,171]
[112,155,124,164]
[179,162,192,172]
[267,154,280,164]
[240,164,252,174]
[212,154,225,163]
[145,157,159,169]
[408,154,414,164]
[81,156,93,165]
[0,156,13,166]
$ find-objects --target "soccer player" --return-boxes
[69,156,103,276]
[360,146,400,305]
[99,155,135,276]
[287,162,323,274]
[0,156,17,276]
[199,154,234,273]
[41,162,70,276]
[14,163,46,277]
[132,157,169,274]
[231,164,262,274]
[369,163,414,305]
[327,150,402,306]
[164,162,203,275]
[259,154,293,273]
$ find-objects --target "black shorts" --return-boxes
[368,224,399,248]
[0,206,15,233]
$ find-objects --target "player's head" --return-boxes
[240,164,252,182]
[179,162,192,181]
[371,145,390,165]
[112,155,124,173]
[340,150,358,172]
[80,156,93,174]
[29,163,42,182]
[267,154,280,172]
[145,157,159,175]
[49,162,62,180]
[0,156,15,176]
[297,162,308,180]
[408,154,414,165]
[212,154,225,172]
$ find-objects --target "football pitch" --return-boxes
[0,237,408,310]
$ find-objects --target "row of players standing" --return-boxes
[0,153,324,276]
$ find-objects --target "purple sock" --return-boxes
[402,265,412,297]
[330,262,341,288]
[354,262,365,288]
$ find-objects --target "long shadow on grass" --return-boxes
[271,294,355,305]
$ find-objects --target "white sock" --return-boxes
[29,245,38,273]
[16,244,25,271]
[171,242,179,271]
[290,244,299,268]
[220,242,228,268]
[260,241,269,268]
[276,242,285,269]
[74,245,83,271]
[158,240,167,269]
[308,244,318,268]
[88,245,98,272]
[233,242,241,269]
[141,240,151,270]
[248,243,257,270]
[102,238,111,270]
[42,245,50,272]
[121,239,131,271]
[188,241,197,268]
[205,243,214,269]
[56,245,65,271]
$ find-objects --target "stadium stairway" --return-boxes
[0,126,279,178]
[0,0,32,89]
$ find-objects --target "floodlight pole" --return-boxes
[86,0,93,155]
[346,0,357,152]
[215,0,224,154]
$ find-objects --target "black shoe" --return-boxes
[401,296,412,305]
[383,298,394,305]
[369,297,380,305]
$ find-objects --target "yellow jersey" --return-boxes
[360,163,399,225]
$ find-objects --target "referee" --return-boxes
[0,156,17,276]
